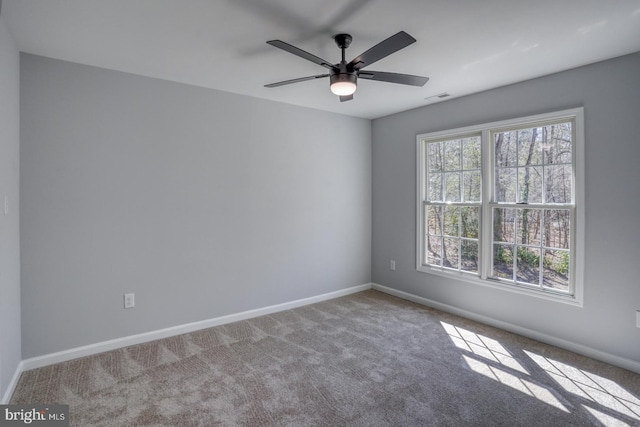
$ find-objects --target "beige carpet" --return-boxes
[11,290,640,426]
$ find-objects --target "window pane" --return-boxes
[543,249,569,291]
[443,206,460,237]
[427,206,442,236]
[517,166,542,204]
[444,172,461,202]
[516,247,540,285]
[462,136,481,169]
[443,238,459,269]
[463,171,481,202]
[517,127,543,166]
[428,173,442,201]
[543,123,572,165]
[444,140,461,171]
[427,142,443,172]
[493,244,513,279]
[461,207,479,239]
[495,168,516,202]
[427,235,442,266]
[493,208,515,243]
[495,131,517,167]
[544,209,570,249]
[461,240,478,273]
[544,165,572,204]
[551,146,572,165]
[517,208,541,246]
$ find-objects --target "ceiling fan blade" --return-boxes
[347,31,416,70]
[339,95,354,102]
[358,71,429,86]
[266,40,335,70]
[265,74,330,88]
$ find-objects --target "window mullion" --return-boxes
[515,130,520,204]
[511,213,517,282]
[481,129,492,280]
[458,207,462,270]
[539,209,545,288]
[458,138,463,203]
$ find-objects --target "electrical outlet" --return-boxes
[636,311,640,328]
[390,260,396,271]
[124,293,135,309]
[4,195,8,216]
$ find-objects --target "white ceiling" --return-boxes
[3,0,640,119]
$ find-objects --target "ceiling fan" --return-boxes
[264,31,429,102]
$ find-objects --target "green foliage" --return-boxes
[517,248,539,268]
[495,246,513,264]
[543,251,569,276]
[555,252,570,275]
[496,246,540,268]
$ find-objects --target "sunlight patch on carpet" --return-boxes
[462,355,569,412]
[582,404,633,426]
[440,321,529,374]
[525,350,640,422]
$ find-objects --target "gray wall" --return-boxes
[0,17,21,400]
[20,54,372,358]
[372,53,640,364]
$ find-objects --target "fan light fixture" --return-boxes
[330,73,357,96]
[330,81,357,96]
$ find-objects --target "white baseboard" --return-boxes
[1,361,24,404]
[15,281,635,399]
[21,283,373,372]
[372,283,640,375]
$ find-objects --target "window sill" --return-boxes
[417,265,583,307]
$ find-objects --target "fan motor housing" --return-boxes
[330,70,357,86]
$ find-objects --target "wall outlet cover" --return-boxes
[124,293,135,309]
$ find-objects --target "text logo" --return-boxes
[0,405,68,426]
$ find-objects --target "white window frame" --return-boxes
[416,108,584,306]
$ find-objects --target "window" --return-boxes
[424,135,481,273]
[417,108,584,304]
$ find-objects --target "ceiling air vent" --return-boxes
[424,92,450,101]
